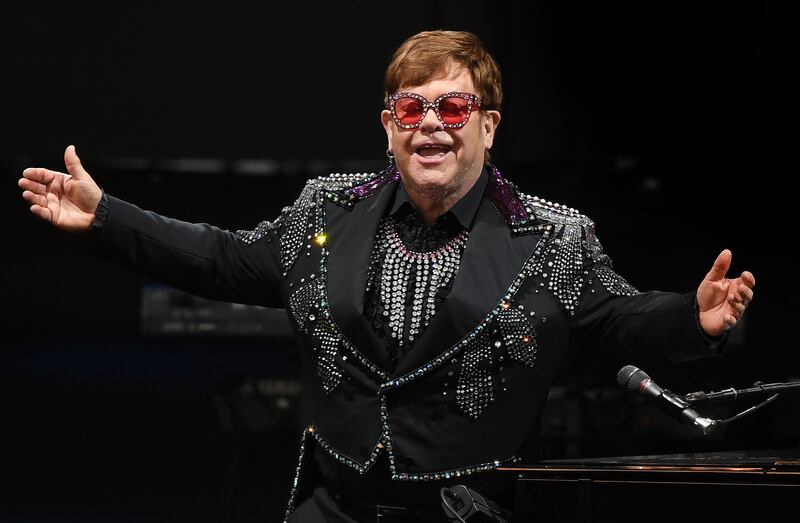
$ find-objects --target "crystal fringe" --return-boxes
[366,218,470,348]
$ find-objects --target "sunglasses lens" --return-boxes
[394,97,425,125]
[438,97,471,124]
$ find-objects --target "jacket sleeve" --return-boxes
[567,221,725,367]
[87,192,286,308]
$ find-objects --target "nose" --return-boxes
[418,105,444,133]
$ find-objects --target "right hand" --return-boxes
[18,145,103,232]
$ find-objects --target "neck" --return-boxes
[399,166,483,226]
[405,189,456,226]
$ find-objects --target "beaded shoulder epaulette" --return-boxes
[516,186,639,303]
[234,168,396,273]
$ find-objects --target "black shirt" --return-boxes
[362,169,489,371]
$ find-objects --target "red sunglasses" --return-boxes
[388,91,482,129]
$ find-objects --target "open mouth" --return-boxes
[415,143,453,158]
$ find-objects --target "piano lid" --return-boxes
[539,449,800,468]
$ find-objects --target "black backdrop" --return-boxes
[1,2,796,521]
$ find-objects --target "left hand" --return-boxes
[697,249,756,336]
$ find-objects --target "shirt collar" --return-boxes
[389,167,489,230]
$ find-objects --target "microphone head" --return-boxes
[617,365,650,391]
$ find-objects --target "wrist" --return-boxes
[90,191,109,232]
[694,298,728,354]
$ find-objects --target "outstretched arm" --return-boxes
[18,145,284,307]
[697,249,756,336]
[569,227,755,366]
[18,145,102,232]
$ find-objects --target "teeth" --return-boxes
[417,146,449,158]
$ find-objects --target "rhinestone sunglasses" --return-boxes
[388,91,482,129]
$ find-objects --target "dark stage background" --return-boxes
[1,2,796,521]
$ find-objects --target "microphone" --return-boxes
[617,365,717,435]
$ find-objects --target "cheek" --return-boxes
[454,122,484,156]
[393,133,415,154]
[458,135,483,160]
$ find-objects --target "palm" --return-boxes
[42,173,67,225]
[49,173,97,227]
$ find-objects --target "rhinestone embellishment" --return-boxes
[366,218,469,348]
[454,302,538,419]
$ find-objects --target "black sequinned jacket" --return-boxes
[91,165,720,518]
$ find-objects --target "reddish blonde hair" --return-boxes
[384,30,503,111]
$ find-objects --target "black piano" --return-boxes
[502,450,800,522]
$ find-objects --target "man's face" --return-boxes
[381,67,501,202]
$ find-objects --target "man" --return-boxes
[19,31,754,522]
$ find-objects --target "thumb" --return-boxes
[704,249,732,282]
[64,145,89,180]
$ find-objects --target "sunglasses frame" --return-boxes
[388,91,482,129]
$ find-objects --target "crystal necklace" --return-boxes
[365,217,470,349]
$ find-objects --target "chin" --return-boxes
[403,165,457,193]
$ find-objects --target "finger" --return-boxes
[704,249,732,282]
[724,314,738,330]
[730,283,754,304]
[741,271,756,288]
[728,291,747,305]
[22,167,60,184]
[731,301,746,316]
[30,204,52,222]
[18,177,49,195]
[22,190,48,208]
[64,145,89,180]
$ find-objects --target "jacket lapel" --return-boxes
[394,198,540,376]
[325,180,397,372]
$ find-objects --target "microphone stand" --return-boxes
[682,381,800,432]
[618,365,800,435]
[683,381,800,405]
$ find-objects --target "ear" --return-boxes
[482,110,502,150]
[381,109,394,150]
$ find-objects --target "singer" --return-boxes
[18,31,755,523]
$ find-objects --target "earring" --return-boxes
[386,148,395,167]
